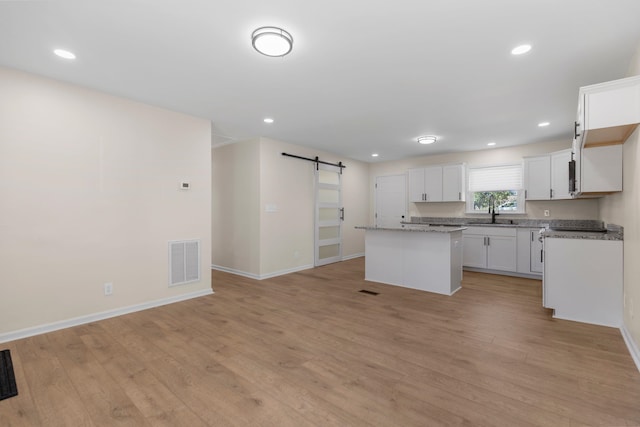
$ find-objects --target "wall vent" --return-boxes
[169,239,200,287]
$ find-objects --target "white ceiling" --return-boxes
[1,0,640,162]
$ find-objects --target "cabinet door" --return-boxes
[486,235,517,271]
[442,164,464,202]
[423,166,443,202]
[524,155,551,200]
[462,235,486,268]
[585,81,640,130]
[550,149,571,199]
[407,168,426,202]
[530,231,543,274]
[516,229,532,274]
[581,145,623,193]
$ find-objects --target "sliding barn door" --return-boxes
[314,163,343,266]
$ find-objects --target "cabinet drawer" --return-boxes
[463,226,517,237]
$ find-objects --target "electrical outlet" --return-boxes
[104,282,113,296]
[544,210,550,217]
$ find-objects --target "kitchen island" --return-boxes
[356,225,466,296]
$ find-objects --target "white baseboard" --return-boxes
[621,323,640,373]
[212,255,362,281]
[0,288,213,344]
[342,252,365,261]
[211,264,313,280]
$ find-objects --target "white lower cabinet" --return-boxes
[516,228,543,276]
[462,227,517,272]
[543,237,622,327]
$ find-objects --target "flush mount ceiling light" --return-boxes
[252,26,293,57]
[511,44,532,55]
[538,121,550,127]
[53,48,76,59]
[371,153,379,157]
[418,136,437,145]
[263,118,274,123]
[487,142,497,146]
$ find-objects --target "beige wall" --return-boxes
[0,67,212,336]
[211,139,261,275]
[600,42,640,352]
[368,138,600,222]
[212,137,369,278]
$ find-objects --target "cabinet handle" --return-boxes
[574,121,580,139]
[550,189,553,199]
[487,236,490,246]
[541,249,543,263]
[340,207,345,221]
[531,231,534,242]
[525,190,528,199]
[458,192,461,201]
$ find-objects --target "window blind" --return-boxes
[468,164,523,192]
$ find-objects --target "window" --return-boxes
[466,163,525,213]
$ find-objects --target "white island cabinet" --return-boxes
[358,226,464,296]
[543,237,622,327]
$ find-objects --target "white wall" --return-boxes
[368,138,600,221]
[212,137,369,278]
[599,41,640,355]
[0,67,212,337]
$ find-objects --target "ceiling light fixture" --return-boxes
[371,153,379,157]
[538,121,550,127]
[252,26,293,57]
[417,136,437,145]
[487,142,497,146]
[264,118,274,124]
[53,49,76,60]
[511,44,532,55]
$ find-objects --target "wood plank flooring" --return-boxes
[2,257,640,426]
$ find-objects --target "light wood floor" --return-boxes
[2,258,640,426]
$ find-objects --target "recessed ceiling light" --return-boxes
[371,153,379,157]
[511,44,532,55]
[263,118,274,124]
[418,136,437,145]
[53,49,76,60]
[538,121,550,127]
[252,27,293,57]
[487,142,497,146]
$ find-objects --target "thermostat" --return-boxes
[180,181,190,190]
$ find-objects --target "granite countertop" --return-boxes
[541,227,623,241]
[355,225,467,233]
[397,217,624,241]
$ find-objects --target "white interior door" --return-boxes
[375,175,407,227]
[315,164,342,266]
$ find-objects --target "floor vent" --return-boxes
[169,239,200,287]
[0,349,18,401]
[359,289,379,296]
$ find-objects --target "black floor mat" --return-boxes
[0,349,18,401]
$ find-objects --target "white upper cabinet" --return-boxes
[408,168,427,202]
[423,166,443,202]
[442,164,465,202]
[577,75,640,147]
[524,150,571,200]
[550,149,572,200]
[408,163,464,203]
[581,144,623,193]
[524,155,551,200]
